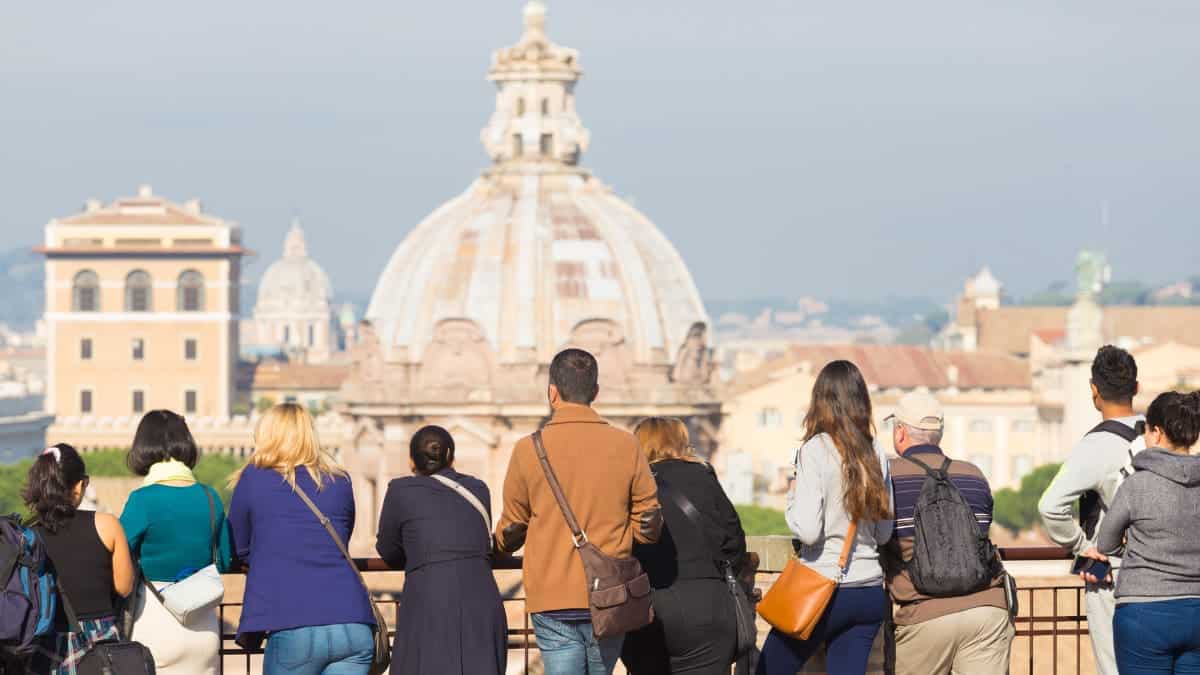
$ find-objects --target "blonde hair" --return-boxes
[634,417,698,464]
[229,403,346,490]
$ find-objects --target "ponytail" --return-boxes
[22,443,87,533]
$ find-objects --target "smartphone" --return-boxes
[1072,556,1112,580]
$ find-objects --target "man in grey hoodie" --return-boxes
[1093,391,1200,672]
[1037,345,1141,675]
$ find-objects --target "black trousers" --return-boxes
[622,578,737,675]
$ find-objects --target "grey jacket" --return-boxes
[1097,449,1200,603]
[786,433,895,586]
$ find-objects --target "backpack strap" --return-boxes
[904,454,951,481]
[1089,419,1143,443]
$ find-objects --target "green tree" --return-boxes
[992,462,1061,534]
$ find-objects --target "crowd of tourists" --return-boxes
[1,344,1196,674]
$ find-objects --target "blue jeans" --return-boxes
[264,623,375,675]
[756,585,886,675]
[1115,599,1200,674]
[532,613,624,675]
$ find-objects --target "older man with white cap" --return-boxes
[882,391,1015,675]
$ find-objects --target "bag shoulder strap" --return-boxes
[202,485,219,567]
[835,520,858,583]
[531,430,588,547]
[655,474,721,561]
[428,474,494,550]
[293,485,371,595]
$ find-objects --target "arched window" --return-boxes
[125,270,152,312]
[177,270,205,311]
[72,270,100,312]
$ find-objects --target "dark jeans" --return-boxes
[622,578,737,675]
[1115,599,1200,674]
[756,585,886,675]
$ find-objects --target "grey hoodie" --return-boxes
[1097,449,1200,603]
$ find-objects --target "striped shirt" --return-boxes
[885,445,1007,625]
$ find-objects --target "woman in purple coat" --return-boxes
[376,426,507,675]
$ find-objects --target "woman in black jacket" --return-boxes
[622,417,749,675]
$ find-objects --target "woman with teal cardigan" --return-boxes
[119,410,232,675]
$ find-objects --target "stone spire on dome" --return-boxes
[284,218,308,258]
[480,1,591,169]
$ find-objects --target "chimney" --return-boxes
[84,199,101,212]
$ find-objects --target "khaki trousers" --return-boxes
[894,606,1014,675]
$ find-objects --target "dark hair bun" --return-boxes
[1147,391,1200,450]
[409,426,455,476]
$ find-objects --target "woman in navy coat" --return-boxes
[376,425,507,675]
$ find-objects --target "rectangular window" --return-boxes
[132,390,145,414]
[184,338,198,361]
[80,338,93,361]
[132,338,144,361]
[757,407,782,429]
[184,390,197,415]
[80,389,93,414]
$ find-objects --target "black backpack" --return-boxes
[904,455,997,597]
[1078,419,1144,540]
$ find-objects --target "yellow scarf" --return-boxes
[142,459,197,487]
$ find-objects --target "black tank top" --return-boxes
[40,511,116,619]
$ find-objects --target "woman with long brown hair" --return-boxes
[756,360,894,675]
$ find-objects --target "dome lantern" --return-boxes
[481,1,591,168]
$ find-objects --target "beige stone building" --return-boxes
[719,344,1043,506]
[38,185,245,424]
[337,1,720,552]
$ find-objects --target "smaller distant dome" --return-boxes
[255,220,333,318]
[966,266,1002,298]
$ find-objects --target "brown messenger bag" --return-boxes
[532,430,654,639]
[757,521,858,641]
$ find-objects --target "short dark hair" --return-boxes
[22,443,87,533]
[127,410,199,475]
[1146,391,1200,450]
[1091,345,1138,404]
[549,348,599,404]
[409,425,455,476]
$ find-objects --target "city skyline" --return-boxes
[3,0,1198,302]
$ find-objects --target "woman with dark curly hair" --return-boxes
[25,443,134,674]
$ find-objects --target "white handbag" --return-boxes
[143,486,225,624]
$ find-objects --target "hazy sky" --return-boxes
[2,1,1197,305]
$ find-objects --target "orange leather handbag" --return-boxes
[757,521,858,641]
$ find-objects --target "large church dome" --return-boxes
[365,1,709,378]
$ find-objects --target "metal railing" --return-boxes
[217,547,1091,675]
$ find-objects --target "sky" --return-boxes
[2,1,1198,306]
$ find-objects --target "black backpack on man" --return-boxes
[903,455,998,597]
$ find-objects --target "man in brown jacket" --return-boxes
[495,348,662,675]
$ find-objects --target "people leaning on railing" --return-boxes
[1038,344,1143,675]
[620,417,750,675]
[757,360,895,675]
[375,425,507,675]
[120,410,233,673]
[493,348,663,675]
[24,443,135,674]
[881,391,1015,675]
[226,403,378,675]
[1087,390,1200,673]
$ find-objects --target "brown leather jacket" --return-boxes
[495,404,662,614]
